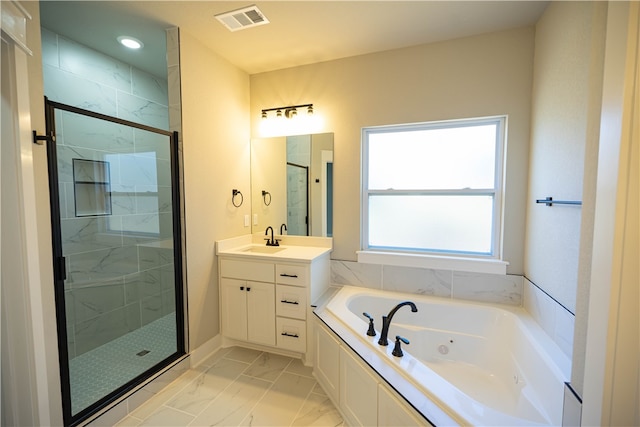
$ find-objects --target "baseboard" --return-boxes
[189,334,222,368]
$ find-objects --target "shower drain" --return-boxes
[136,350,150,357]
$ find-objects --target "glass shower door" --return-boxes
[45,99,185,425]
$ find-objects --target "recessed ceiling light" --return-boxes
[117,36,143,49]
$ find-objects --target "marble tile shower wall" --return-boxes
[330,260,575,359]
[41,28,173,358]
[41,28,169,129]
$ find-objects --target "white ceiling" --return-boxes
[39,1,549,78]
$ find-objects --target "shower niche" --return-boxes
[72,159,112,217]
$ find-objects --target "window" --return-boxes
[362,116,505,259]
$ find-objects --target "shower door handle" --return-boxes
[55,256,67,281]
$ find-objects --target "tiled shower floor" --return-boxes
[70,313,177,414]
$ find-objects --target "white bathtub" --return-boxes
[321,286,570,426]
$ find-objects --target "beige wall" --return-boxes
[250,27,535,273]
[251,137,287,232]
[526,1,606,315]
[179,31,251,349]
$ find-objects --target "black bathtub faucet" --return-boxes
[378,301,418,346]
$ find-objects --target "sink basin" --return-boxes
[241,245,286,254]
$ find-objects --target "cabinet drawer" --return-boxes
[275,264,308,286]
[276,317,306,353]
[276,285,307,320]
[221,259,274,282]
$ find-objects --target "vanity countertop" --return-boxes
[216,234,332,262]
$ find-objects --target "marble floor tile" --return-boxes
[138,406,194,426]
[120,346,343,427]
[190,375,271,426]
[244,352,293,382]
[286,357,315,378]
[130,365,205,421]
[225,346,263,364]
[240,372,316,426]
[114,415,141,427]
[292,392,344,426]
[165,358,249,415]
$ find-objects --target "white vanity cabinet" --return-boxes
[217,237,331,361]
[220,259,276,346]
[220,278,275,346]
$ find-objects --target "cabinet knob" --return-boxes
[240,286,244,290]
[247,287,251,291]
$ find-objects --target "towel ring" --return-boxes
[262,190,272,206]
[232,189,243,207]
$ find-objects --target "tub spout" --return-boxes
[378,301,418,346]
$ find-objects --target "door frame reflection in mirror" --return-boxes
[250,133,333,237]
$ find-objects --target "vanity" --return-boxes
[216,234,331,364]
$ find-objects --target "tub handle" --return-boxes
[362,312,377,337]
[392,335,410,357]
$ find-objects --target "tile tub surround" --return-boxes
[331,260,523,306]
[524,277,575,359]
[109,347,343,427]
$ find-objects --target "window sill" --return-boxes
[356,250,509,275]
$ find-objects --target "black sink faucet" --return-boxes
[280,223,287,235]
[378,301,418,346]
[265,226,279,246]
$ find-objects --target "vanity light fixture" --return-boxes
[261,104,314,120]
[259,103,322,137]
[117,36,144,49]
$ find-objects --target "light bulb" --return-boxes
[118,36,144,49]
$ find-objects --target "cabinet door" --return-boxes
[340,346,378,427]
[314,321,341,404]
[220,278,248,341]
[246,281,276,346]
[378,384,427,426]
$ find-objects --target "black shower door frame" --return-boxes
[43,98,186,426]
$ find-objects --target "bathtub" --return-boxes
[318,286,570,426]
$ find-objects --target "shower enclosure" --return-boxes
[44,98,185,425]
[286,162,309,236]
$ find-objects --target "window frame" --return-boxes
[361,115,507,261]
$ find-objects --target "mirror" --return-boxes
[251,133,333,236]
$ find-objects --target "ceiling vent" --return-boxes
[215,5,269,32]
